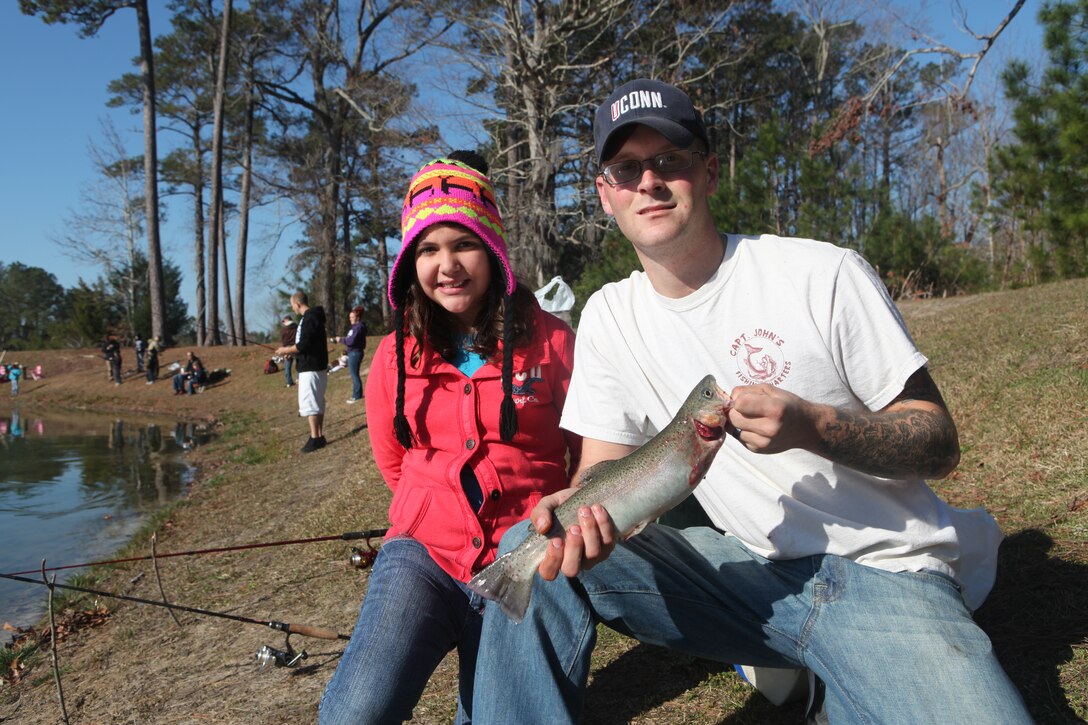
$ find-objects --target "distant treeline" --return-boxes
[0,258,190,351]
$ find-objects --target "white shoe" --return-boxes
[346,398,358,404]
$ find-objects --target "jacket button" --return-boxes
[490,489,501,501]
[471,537,482,548]
[464,383,471,394]
[466,439,475,450]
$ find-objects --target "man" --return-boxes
[279,315,298,387]
[275,291,328,452]
[134,332,146,373]
[472,79,1031,723]
[102,334,122,386]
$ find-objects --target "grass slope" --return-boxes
[1,277,1085,723]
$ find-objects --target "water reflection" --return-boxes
[0,408,213,642]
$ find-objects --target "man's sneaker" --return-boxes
[314,436,327,449]
[346,398,359,404]
[301,437,320,453]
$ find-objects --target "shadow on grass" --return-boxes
[583,642,805,724]
[975,529,1088,724]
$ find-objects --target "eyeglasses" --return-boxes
[598,149,706,186]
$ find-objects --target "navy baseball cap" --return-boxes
[593,79,709,165]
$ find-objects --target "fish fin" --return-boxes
[467,551,533,624]
[622,520,651,541]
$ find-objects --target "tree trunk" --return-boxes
[219,189,236,345]
[192,131,207,347]
[341,183,352,312]
[234,60,255,347]
[135,0,167,341]
[206,0,232,345]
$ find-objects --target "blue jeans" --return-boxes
[284,356,294,386]
[319,537,485,725]
[347,348,364,400]
[473,523,1032,724]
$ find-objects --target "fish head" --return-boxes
[686,375,732,450]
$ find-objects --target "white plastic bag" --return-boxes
[534,276,575,313]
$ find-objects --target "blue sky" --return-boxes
[0,1,1042,331]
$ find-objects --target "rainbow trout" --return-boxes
[468,374,731,622]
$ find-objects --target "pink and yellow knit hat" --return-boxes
[389,153,521,449]
[388,156,515,311]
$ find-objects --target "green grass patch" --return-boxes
[228,442,281,466]
[0,639,40,675]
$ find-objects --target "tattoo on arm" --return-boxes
[815,369,959,479]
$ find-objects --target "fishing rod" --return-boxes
[2,528,388,577]
[0,571,349,641]
[213,325,334,354]
[212,327,279,352]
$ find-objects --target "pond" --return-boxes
[0,407,214,644]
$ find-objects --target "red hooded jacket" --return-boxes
[365,304,580,582]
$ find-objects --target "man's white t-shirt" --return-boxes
[562,234,1002,610]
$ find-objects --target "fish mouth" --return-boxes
[694,417,724,441]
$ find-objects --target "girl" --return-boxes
[332,305,367,403]
[319,152,579,724]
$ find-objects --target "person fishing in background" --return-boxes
[102,334,122,386]
[275,291,329,453]
[8,362,21,396]
[279,314,297,388]
[145,336,162,384]
[330,305,367,404]
[470,79,1031,724]
[317,150,580,725]
[134,332,146,373]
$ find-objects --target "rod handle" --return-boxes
[340,529,389,541]
[278,622,345,640]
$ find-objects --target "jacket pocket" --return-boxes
[388,485,433,535]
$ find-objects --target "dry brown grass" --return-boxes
[1,278,1085,723]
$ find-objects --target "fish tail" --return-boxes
[467,550,535,624]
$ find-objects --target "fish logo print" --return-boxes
[730,328,792,386]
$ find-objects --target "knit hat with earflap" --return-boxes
[388,152,519,449]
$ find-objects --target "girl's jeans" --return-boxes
[347,348,364,400]
[319,538,484,725]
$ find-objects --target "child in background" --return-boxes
[8,363,21,396]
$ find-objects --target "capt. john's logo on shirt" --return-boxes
[512,366,545,407]
[729,328,792,386]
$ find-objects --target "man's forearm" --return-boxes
[813,368,959,479]
[815,405,959,479]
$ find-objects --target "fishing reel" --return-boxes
[255,633,308,670]
[349,540,379,569]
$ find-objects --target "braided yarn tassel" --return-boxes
[393,308,414,449]
[499,291,518,442]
